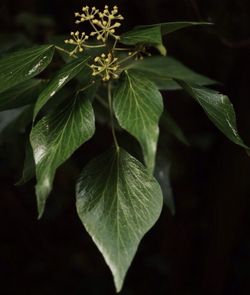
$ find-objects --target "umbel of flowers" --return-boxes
[64,5,126,82]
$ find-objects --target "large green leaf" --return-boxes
[120,21,211,45]
[113,70,163,172]
[0,45,54,94]
[130,56,216,87]
[33,56,90,119]
[0,79,44,111]
[178,81,248,148]
[76,147,163,292]
[30,92,95,218]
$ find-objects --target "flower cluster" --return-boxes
[64,31,89,56]
[90,53,119,82]
[73,5,124,43]
[64,4,124,81]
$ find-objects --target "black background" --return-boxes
[0,0,250,294]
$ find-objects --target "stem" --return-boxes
[77,81,95,95]
[89,21,104,41]
[118,51,138,66]
[55,46,77,58]
[108,82,119,150]
[112,38,118,52]
[114,47,132,51]
[84,44,106,48]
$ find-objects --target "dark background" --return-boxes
[0,0,250,294]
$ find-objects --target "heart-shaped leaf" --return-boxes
[76,147,163,292]
[0,45,54,94]
[30,91,95,217]
[113,70,163,172]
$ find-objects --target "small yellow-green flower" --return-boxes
[90,5,124,42]
[64,31,89,56]
[64,5,124,57]
[90,53,120,81]
[75,6,99,23]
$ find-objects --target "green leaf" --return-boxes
[121,21,211,45]
[33,56,90,119]
[145,21,212,35]
[0,79,44,111]
[0,45,54,94]
[130,56,216,87]
[160,111,189,146]
[76,147,163,292]
[113,70,163,172]
[178,81,248,148]
[120,26,162,45]
[30,92,95,218]
[16,139,36,185]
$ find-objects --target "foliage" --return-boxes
[0,4,248,292]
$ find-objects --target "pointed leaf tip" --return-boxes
[178,81,248,149]
[76,148,163,291]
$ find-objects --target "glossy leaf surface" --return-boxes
[0,45,54,94]
[179,81,248,148]
[31,93,95,217]
[34,56,90,118]
[76,147,163,292]
[113,70,163,172]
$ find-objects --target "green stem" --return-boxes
[108,82,119,150]
[114,47,132,51]
[77,81,95,95]
[55,46,77,58]
[118,51,138,66]
[84,44,106,48]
